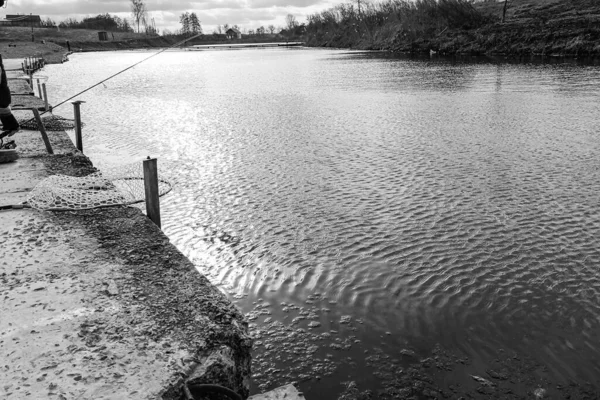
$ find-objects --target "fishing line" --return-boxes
[20,33,202,124]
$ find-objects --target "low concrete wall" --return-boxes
[0,76,252,399]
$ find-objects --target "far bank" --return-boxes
[304,0,600,57]
[1,26,300,63]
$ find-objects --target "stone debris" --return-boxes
[471,374,495,387]
[248,383,306,400]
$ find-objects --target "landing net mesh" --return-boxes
[27,162,172,211]
[18,115,82,131]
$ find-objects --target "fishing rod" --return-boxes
[19,33,203,125]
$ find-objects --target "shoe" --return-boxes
[0,128,18,140]
[0,138,16,149]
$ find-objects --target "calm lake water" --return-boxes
[45,49,600,397]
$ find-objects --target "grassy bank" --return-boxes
[0,27,160,62]
[305,0,600,56]
[1,26,293,63]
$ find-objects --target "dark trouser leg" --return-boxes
[0,113,20,131]
[0,64,11,108]
[0,64,19,131]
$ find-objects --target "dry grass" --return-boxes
[1,42,66,63]
[0,26,148,43]
[0,26,157,62]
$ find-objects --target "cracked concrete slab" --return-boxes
[1,63,252,400]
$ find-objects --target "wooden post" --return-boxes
[31,108,53,154]
[71,101,85,152]
[41,83,49,111]
[143,157,161,228]
[36,79,42,98]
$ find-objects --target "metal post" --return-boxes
[36,78,42,98]
[71,101,85,152]
[143,157,161,228]
[31,108,53,154]
[41,83,49,111]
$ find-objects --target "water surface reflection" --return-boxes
[45,49,600,397]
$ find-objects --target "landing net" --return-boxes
[18,115,82,131]
[27,162,172,211]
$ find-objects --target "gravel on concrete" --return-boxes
[1,67,252,400]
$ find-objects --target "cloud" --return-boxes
[248,0,323,9]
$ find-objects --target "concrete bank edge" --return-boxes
[1,102,252,398]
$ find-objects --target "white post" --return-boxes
[36,79,42,99]
[41,83,49,111]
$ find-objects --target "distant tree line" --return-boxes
[305,0,489,45]
[179,12,202,36]
[55,13,134,32]
[279,13,306,38]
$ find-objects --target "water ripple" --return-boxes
[44,49,600,395]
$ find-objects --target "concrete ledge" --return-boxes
[10,94,47,111]
[6,78,34,95]
[1,83,252,399]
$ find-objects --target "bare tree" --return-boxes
[268,24,275,34]
[130,0,147,33]
[285,14,298,31]
[189,12,202,34]
[180,12,190,36]
[501,0,513,23]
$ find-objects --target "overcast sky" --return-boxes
[4,0,340,34]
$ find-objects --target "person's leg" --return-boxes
[0,62,20,132]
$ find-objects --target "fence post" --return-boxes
[36,78,42,98]
[143,157,161,228]
[71,100,85,152]
[30,108,53,154]
[41,83,49,111]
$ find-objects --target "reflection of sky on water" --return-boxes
[45,49,600,397]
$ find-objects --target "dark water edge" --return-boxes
[334,50,600,67]
[247,302,600,400]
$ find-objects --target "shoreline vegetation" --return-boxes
[304,0,600,57]
[2,0,599,64]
